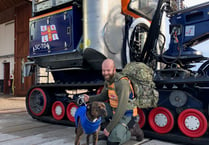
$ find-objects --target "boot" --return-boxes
[130,123,144,141]
[98,134,107,140]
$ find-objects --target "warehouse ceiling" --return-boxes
[0,0,31,13]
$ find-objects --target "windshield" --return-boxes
[129,0,159,20]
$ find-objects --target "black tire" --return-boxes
[127,23,149,63]
[26,87,51,118]
[198,60,209,76]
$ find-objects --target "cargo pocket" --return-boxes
[108,116,131,144]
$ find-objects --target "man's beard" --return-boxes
[104,73,114,81]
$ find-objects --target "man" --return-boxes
[84,59,144,145]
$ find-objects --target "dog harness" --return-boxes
[75,106,101,134]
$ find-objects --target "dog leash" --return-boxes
[77,94,86,106]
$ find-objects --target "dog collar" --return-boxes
[75,106,101,134]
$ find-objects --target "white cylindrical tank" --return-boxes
[83,0,125,69]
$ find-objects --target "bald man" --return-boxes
[84,59,144,145]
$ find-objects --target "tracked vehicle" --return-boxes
[25,0,209,144]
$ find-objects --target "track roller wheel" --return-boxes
[26,87,50,117]
[66,102,78,123]
[137,108,146,128]
[148,107,174,134]
[178,108,207,138]
[52,101,65,120]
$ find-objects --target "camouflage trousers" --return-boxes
[108,115,132,144]
[103,103,132,144]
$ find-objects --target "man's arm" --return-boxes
[105,79,130,133]
[88,84,109,102]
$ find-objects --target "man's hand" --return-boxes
[83,94,90,102]
[103,128,110,136]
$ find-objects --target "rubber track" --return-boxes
[155,76,209,85]
[32,80,104,90]
[27,81,104,126]
[28,81,209,144]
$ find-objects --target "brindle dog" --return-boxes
[74,101,107,145]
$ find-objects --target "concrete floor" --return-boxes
[0,93,182,145]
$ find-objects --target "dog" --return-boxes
[74,101,107,145]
